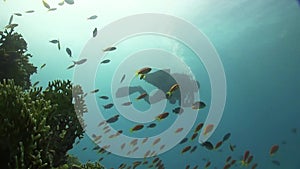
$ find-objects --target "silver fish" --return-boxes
[73,59,87,65]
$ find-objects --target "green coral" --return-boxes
[0,26,103,168]
[0,27,37,89]
[0,79,54,168]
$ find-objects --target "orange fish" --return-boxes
[205,161,211,168]
[246,155,253,165]
[191,132,198,141]
[156,112,169,121]
[136,92,148,100]
[203,124,214,135]
[230,159,236,165]
[223,164,231,169]
[136,67,152,79]
[153,157,160,163]
[152,138,161,146]
[214,141,223,150]
[194,123,204,133]
[175,127,184,133]
[166,84,179,98]
[242,150,250,165]
[130,124,144,132]
[181,146,191,154]
[269,144,279,156]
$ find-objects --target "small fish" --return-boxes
[49,39,59,44]
[98,157,104,162]
[223,164,231,169]
[243,150,250,164]
[40,63,46,69]
[201,141,214,150]
[82,147,87,151]
[272,160,280,166]
[291,128,297,134]
[103,46,117,52]
[66,47,72,57]
[191,132,198,141]
[192,101,206,109]
[32,81,39,87]
[106,115,119,123]
[269,144,279,156]
[203,124,214,135]
[121,143,126,150]
[142,137,148,144]
[100,59,110,64]
[9,15,13,25]
[90,89,99,93]
[190,146,198,153]
[5,23,18,29]
[136,92,147,100]
[14,13,22,16]
[130,139,138,146]
[87,15,98,20]
[92,145,100,150]
[194,123,204,133]
[186,165,190,169]
[251,163,258,169]
[230,159,236,165]
[99,96,109,100]
[58,1,64,6]
[175,127,184,133]
[222,133,231,142]
[103,103,114,109]
[120,74,126,83]
[229,144,236,151]
[98,120,106,127]
[179,137,188,144]
[204,161,211,168]
[166,84,179,98]
[130,124,144,132]
[135,67,151,79]
[226,156,232,163]
[160,144,165,150]
[147,123,156,128]
[25,10,35,13]
[65,0,74,5]
[214,141,223,150]
[67,64,75,69]
[57,40,61,50]
[246,155,253,165]
[156,112,169,121]
[93,28,97,37]
[152,138,161,146]
[42,0,51,9]
[181,146,191,154]
[73,58,87,65]
[48,8,57,11]
[122,101,132,106]
[173,107,184,114]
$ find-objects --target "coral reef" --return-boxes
[0,27,103,168]
[0,27,36,89]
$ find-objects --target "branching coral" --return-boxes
[0,79,54,168]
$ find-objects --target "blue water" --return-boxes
[1,0,300,168]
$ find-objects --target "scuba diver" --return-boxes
[115,68,202,108]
